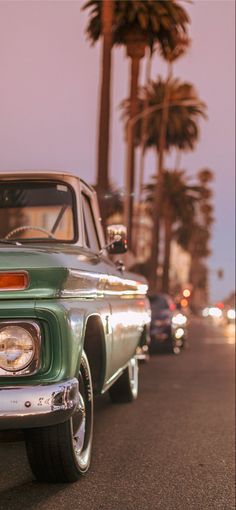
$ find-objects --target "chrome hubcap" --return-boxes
[73,391,86,456]
[128,357,138,398]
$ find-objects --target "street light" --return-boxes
[124,99,204,250]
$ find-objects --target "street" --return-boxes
[0,318,234,510]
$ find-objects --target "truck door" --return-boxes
[80,187,114,382]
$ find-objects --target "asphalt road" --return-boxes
[0,318,235,510]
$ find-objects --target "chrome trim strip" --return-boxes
[61,269,148,298]
[0,378,79,429]
[101,367,125,393]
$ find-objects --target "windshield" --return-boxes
[0,181,76,242]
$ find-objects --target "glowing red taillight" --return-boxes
[0,272,29,291]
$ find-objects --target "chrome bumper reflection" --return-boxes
[0,378,79,429]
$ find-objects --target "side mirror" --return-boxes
[106,224,128,254]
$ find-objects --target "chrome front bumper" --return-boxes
[0,378,79,430]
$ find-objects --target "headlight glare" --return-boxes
[175,328,185,339]
[172,313,187,326]
[227,309,235,320]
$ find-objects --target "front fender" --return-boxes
[35,300,109,383]
[0,299,107,387]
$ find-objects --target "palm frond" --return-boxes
[83,0,190,54]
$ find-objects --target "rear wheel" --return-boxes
[24,352,93,483]
[109,357,138,403]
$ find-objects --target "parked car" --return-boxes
[171,304,188,349]
[149,294,187,354]
[0,171,150,483]
[224,307,235,325]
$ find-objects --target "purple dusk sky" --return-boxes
[0,0,235,302]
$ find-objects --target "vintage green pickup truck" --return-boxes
[0,171,150,483]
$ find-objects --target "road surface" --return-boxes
[0,318,235,510]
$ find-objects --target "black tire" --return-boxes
[109,357,138,403]
[24,352,93,483]
[149,339,159,355]
[166,335,174,353]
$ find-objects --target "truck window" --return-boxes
[0,181,76,242]
[81,193,100,252]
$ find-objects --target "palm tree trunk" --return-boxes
[137,48,153,206]
[125,54,141,249]
[96,0,113,223]
[134,49,153,256]
[162,212,172,294]
[125,35,146,251]
[148,64,173,292]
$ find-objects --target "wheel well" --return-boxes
[139,326,146,347]
[83,315,106,395]
[139,325,149,347]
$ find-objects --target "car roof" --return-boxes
[0,170,94,192]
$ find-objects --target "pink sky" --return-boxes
[0,0,235,302]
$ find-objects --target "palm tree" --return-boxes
[137,46,153,209]
[123,77,207,291]
[137,33,190,206]
[198,167,214,184]
[94,182,124,224]
[177,168,214,243]
[122,78,206,152]
[83,0,190,231]
[145,170,200,293]
[83,0,114,221]
[176,168,214,308]
[98,0,114,222]
[132,34,190,256]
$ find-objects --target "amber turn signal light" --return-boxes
[0,272,29,291]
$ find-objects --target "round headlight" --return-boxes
[0,325,35,372]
